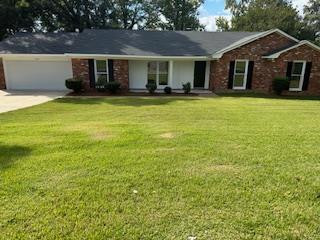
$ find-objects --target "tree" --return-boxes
[303,0,320,45]
[37,0,114,32]
[224,0,302,38]
[0,0,38,40]
[216,16,230,31]
[156,0,204,30]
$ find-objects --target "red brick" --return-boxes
[209,32,297,93]
[113,60,129,91]
[71,59,90,89]
[0,58,6,89]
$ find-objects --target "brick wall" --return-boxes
[114,60,129,91]
[0,58,6,89]
[71,59,129,91]
[209,32,296,92]
[275,44,320,95]
[71,59,90,89]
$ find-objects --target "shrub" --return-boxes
[182,82,191,94]
[95,75,108,92]
[164,86,172,94]
[272,77,289,95]
[146,82,157,94]
[65,77,83,93]
[106,81,121,94]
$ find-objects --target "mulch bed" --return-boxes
[67,89,198,97]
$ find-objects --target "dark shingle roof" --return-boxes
[0,29,261,56]
[0,32,78,54]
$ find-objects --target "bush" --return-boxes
[146,82,157,94]
[164,86,172,94]
[272,77,289,95]
[95,75,107,92]
[65,77,83,93]
[106,81,121,94]
[182,82,191,94]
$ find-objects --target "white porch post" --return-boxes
[168,60,173,87]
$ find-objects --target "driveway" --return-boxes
[0,90,68,113]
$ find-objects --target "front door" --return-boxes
[194,61,206,88]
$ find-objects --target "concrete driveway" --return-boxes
[0,90,68,113]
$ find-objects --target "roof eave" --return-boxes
[211,29,300,59]
[262,40,320,59]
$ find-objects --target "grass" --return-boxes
[1,95,320,239]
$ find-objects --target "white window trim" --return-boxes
[94,59,109,82]
[233,59,249,90]
[148,61,169,88]
[289,60,306,92]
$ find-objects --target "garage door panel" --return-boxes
[5,60,73,90]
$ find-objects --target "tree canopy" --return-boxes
[0,0,204,39]
[0,0,319,45]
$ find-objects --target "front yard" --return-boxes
[1,95,320,239]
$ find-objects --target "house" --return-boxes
[0,28,319,94]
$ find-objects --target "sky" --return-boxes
[199,0,309,31]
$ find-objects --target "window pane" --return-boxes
[147,62,157,83]
[96,74,108,83]
[233,74,245,87]
[292,62,303,75]
[290,76,300,89]
[158,61,168,74]
[235,61,246,74]
[159,74,168,85]
[96,60,107,73]
[148,61,157,74]
[148,74,157,84]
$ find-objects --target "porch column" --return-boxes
[168,60,173,87]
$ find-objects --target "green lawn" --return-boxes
[1,95,320,239]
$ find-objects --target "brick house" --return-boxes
[0,29,319,95]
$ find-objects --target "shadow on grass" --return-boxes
[55,97,200,107]
[0,144,31,170]
[217,93,320,101]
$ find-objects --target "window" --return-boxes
[95,60,108,83]
[148,61,168,86]
[289,61,306,91]
[233,60,249,90]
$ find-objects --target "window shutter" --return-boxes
[108,60,114,82]
[302,62,312,91]
[228,61,235,89]
[246,61,254,89]
[88,59,95,88]
[286,62,293,80]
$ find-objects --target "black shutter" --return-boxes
[88,59,95,88]
[246,61,254,89]
[286,61,293,80]
[302,62,312,91]
[108,60,114,82]
[228,61,235,89]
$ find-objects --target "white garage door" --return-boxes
[4,60,73,90]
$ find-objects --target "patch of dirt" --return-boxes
[159,132,175,139]
[90,131,108,140]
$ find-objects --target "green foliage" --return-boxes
[65,77,83,93]
[0,0,38,40]
[146,82,157,93]
[106,81,121,94]
[95,75,108,92]
[224,0,302,38]
[157,0,204,30]
[182,82,191,94]
[164,86,172,94]
[272,76,289,95]
[216,16,230,31]
[303,0,320,45]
